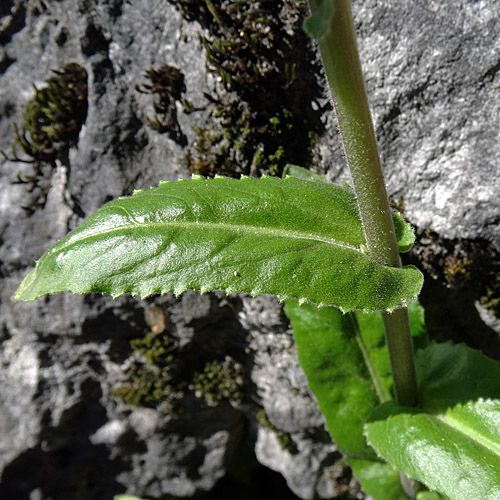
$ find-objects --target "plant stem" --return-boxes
[307,0,418,407]
[382,309,418,407]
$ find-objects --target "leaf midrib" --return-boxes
[354,332,388,405]
[434,408,500,458]
[59,219,362,254]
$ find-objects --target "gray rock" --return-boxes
[255,426,338,500]
[240,295,326,434]
[324,1,500,247]
[240,295,341,498]
[356,0,500,248]
[117,407,245,499]
[1,1,499,499]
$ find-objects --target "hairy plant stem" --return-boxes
[307,0,418,408]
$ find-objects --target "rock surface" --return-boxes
[333,1,500,249]
[1,1,499,500]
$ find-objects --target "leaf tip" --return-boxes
[12,265,40,302]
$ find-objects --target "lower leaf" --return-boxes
[285,300,427,499]
[114,496,149,500]
[364,342,500,500]
[347,458,410,500]
[416,492,448,500]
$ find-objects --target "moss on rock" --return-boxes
[168,0,326,178]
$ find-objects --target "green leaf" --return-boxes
[417,492,447,500]
[365,342,500,500]
[286,300,427,455]
[283,164,415,253]
[114,496,149,500]
[283,164,328,183]
[285,300,426,499]
[286,301,382,457]
[304,0,335,39]
[348,458,448,500]
[393,212,415,253]
[348,458,410,500]
[13,175,422,313]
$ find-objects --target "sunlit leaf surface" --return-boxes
[365,342,500,500]
[14,175,422,312]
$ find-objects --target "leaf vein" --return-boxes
[58,220,360,254]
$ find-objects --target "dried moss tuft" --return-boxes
[3,62,88,163]
[2,62,88,216]
[167,0,326,178]
[135,65,200,144]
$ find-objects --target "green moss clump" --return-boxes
[130,330,176,366]
[114,330,249,410]
[112,361,175,407]
[201,1,287,91]
[113,331,180,408]
[191,356,246,407]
